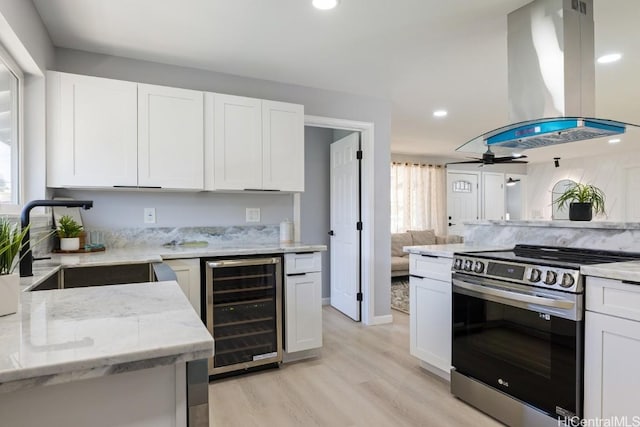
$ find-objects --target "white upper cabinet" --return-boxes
[209,94,305,192]
[262,101,304,192]
[213,94,263,190]
[48,71,304,192]
[138,84,204,189]
[47,72,138,187]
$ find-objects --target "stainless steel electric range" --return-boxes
[450,245,640,427]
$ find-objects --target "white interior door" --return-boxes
[482,172,505,220]
[330,132,360,321]
[446,171,479,235]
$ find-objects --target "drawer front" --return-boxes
[586,276,640,321]
[285,252,321,274]
[409,253,452,281]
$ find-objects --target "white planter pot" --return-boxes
[0,273,19,317]
[60,237,80,251]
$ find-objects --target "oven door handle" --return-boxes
[452,279,575,310]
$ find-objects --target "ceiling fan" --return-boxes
[447,147,528,166]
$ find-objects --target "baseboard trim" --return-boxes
[322,298,330,306]
[366,314,393,326]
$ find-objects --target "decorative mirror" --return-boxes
[551,179,576,220]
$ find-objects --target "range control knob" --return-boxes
[464,260,473,272]
[453,258,463,270]
[473,261,485,274]
[544,270,558,285]
[528,268,542,283]
[560,273,576,288]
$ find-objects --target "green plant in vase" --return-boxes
[553,182,605,221]
[57,215,83,251]
[0,218,30,316]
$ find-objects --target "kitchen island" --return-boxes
[0,281,214,427]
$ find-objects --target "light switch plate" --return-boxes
[246,208,260,222]
[144,208,156,224]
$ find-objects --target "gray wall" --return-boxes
[301,127,332,299]
[55,189,293,229]
[53,48,392,318]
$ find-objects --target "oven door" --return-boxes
[452,273,583,419]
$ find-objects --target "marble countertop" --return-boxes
[403,243,512,258]
[0,282,214,393]
[465,220,640,230]
[21,242,327,291]
[582,261,640,283]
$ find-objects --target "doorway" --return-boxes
[297,116,382,325]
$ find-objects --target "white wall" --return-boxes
[526,151,640,221]
[0,0,55,204]
[53,47,392,317]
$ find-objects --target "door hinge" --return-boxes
[356,221,363,231]
[356,150,363,160]
[356,292,363,302]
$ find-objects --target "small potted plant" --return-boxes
[553,182,605,221]
[58,215,83,251]
[0,218,29,316]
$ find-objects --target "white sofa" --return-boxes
[391,229,463,277]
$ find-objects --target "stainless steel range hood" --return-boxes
[457,0,632,154]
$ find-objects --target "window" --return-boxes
[0,45,21,206]
[390,162,447,234]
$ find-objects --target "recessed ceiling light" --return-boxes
[597,53,622,64]
[312,0,339,10]
[608,138,621,144]
[433,110,448,118]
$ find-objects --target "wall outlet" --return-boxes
[144,208,156,224]
[246,208,261,223]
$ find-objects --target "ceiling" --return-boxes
[32,0,640,164]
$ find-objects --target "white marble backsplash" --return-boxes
[89,225,281,248]
[465,220,640,252]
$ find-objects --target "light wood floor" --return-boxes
[209,307,502,427]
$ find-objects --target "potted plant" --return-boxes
[58,215,83,251]
[0,218,29,316]
[553,182,605,221]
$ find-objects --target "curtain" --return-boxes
[390,162,446,235]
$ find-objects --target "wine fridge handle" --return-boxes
[207,257,280,268]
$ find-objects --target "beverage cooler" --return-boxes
[203,256,282,377]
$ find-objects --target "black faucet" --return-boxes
[20,199,94,277]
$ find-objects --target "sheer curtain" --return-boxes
[390,162,447,235]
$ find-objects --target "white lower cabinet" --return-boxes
[163,259,201,315]
[585,276,640,420]
[284,253,322,354]
[409,253,453,378]
[409,274,451,374]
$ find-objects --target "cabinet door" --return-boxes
[585,311,640,420]
[214,94,262,190]
[285,272,322,352]
[482,172,505,220]
[163,259,201,315]
[262,101,304,191]
[409,275,451,373]
[47,72,138,187]
[138,84,204,189]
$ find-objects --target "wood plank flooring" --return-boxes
[209,307,502,426]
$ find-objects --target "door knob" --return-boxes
[448,222,456,226]
[328,230,334,236]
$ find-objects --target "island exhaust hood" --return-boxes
[457,0,631,154]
